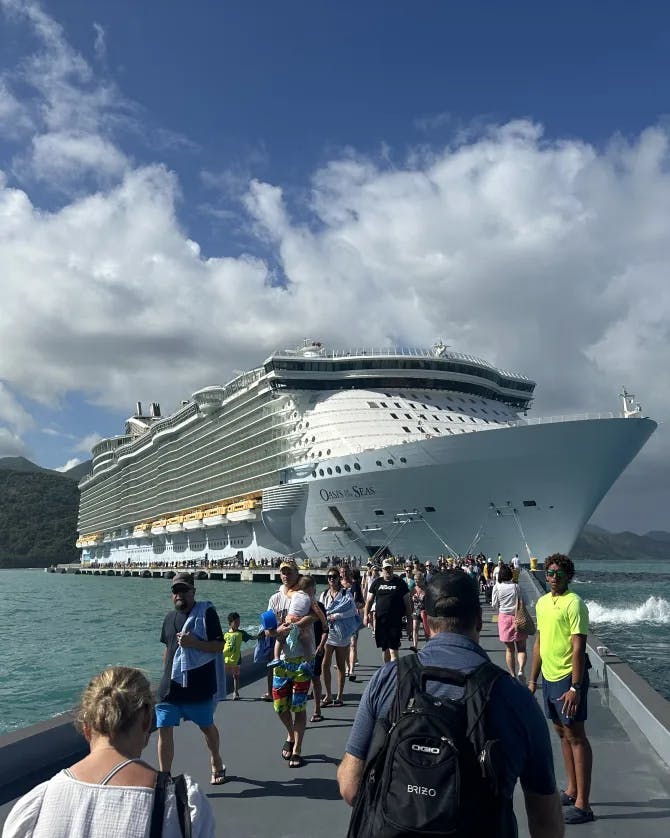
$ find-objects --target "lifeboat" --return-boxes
[203,505,228,527]
[151,518,167,536]
[183,510,204,531]
[227,498,262,523]
[166,515,184,533]
[132,521,152,538]
[89,533,103,545]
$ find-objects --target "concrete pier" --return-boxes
[3,573,670,836]
[46,563,331,584]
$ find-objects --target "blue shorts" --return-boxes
[155,698,215,729]
[542,671,589,726]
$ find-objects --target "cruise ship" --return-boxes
[76,341,656,564]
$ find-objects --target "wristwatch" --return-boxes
[569,683,581,692]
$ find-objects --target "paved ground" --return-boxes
[3,594,670,836]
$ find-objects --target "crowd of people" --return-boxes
[4,552,594,836]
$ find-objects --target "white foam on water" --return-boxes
[572,578,593,584]
[586,596,670,624]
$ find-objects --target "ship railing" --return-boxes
[274,346,530,380]
[511,412,618,426]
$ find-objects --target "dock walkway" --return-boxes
[2,595,670,836]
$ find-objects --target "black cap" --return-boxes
[171,572,195,591]
[424,570,480,618]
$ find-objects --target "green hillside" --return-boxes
[0,470,80,568]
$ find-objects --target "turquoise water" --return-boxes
[3,556,670,735]
[1,570,275,735]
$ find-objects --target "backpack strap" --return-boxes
[149,771,170,838]
[173,774,192,838]
[463,660,504,752]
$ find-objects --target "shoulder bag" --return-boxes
[514,587,536,636]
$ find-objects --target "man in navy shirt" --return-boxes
[338,571,563,837]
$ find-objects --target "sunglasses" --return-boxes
[545,569,567,578]
[171,586,191,594]
[327,574,340,580]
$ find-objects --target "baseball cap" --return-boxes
[382,558,394,568]
[171,572,194,591]
[279,559,299,571]
[424,570,480,618]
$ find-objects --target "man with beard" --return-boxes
[156,572,227,784]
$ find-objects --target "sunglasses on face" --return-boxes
[545,569,567,578]
[172,586,190,594]
[327,574,339,580]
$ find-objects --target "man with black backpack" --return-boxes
[338,570,563,837]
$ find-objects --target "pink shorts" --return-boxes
[498,612,527,645]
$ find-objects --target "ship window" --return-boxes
[400,456,407,462]
[424,393,432,400]
[374,509,384,516]
[344,464,351,472]
[327,467,333,475]
[433,427,440,433]
[327,448,331,455]
[318,450,322,456]
[380,402,388,407]
[419,414,427,419]
[523,500,537,507]
[376,460,382,466]
[390,412,398,419]
[305,422,309,427]
[403,426,410,432]
[459,417,465,422]
[410,393,418,399]
[335,466,341,473]
[367,401,379,408]
[481,409,488,414]
[354,463,361,470]
[318,469,324,476]
[405,413,412,419]
[394,402,401,407]
[409,402,415,408]
[387,459,394,465]
[425,506,436,512]
[311,436,315,441]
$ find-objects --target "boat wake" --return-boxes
[586,596,670,624]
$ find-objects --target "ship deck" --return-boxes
[2,595,670,836]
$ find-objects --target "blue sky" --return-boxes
[0,0,669,532]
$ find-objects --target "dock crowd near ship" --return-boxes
[8,551,669,838]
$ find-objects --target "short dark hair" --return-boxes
[498,564,513,583]
[544,553,575,580]
[424,570,481,633]
[227,612,240,624]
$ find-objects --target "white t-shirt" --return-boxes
[511,555,520,569]
[492,581,522,615]
[1,771,215,838]
[268,586,316,659]
[287,590,312,619]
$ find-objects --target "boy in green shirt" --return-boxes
[224,612,253,700]
[529,553,594,825]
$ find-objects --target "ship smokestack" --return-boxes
[136,401,143,417]
[150,402,161,418]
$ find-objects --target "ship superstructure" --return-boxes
[77,341,656,563]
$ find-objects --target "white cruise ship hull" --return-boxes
[82,416,654,564]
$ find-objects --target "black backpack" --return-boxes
[346,655,514,838]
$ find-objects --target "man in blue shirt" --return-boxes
[338,571,563,837]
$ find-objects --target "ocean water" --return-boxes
[2,556,670,735]
[570,557,670,700]
[1,570,275,735]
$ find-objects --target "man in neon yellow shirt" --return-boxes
[529,553,594,825]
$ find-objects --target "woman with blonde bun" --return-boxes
[2,666,215,837]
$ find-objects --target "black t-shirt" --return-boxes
[369,575,409,621]
[158,606,223,703]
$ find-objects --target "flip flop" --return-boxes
[310,713,324,722]
[333,699,344,707]
[560,790,576,806]
[261,693,272,702]
[281,739,293,760]
[321,698,333,707]
[210,768,226,785]
[288,754,304,768]
[563,806,595,824]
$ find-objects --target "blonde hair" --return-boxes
[297,574,316,592]
[76,666,154,739]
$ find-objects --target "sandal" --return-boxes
[281,739,293,760]
[310,713,324,722]
[261,693,272,702]
[333,699,344,707]
[288,753,304,768]
[210,767,226,785]
[321,698,333,707]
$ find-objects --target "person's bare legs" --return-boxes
[516,641,527,679]
[157,726,174,772]
[348,634,358,677]
[389,648,399,662]
[564,721,592,812]
[503,642,516,676]
[412,618,419,648]
[200,723,225,776]
[322,645,335,702]
[382,648,391,663]
[311,674,322,717]
[334,646,347,700]
[278,708,295,750]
